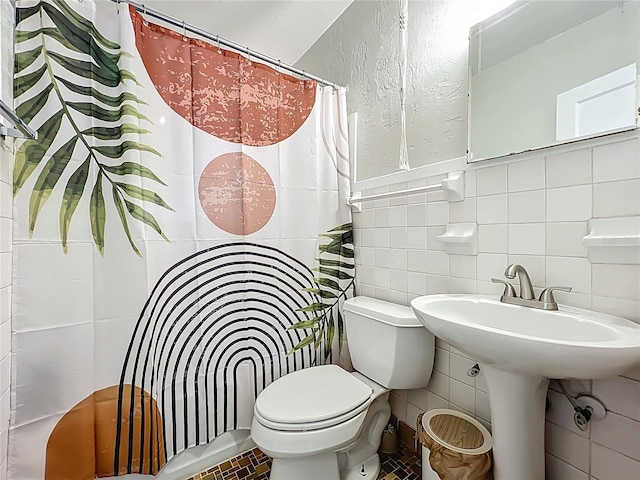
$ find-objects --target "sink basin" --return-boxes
[410,294,640,480]
[410,294,640,379]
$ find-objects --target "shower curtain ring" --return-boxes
[246,47,251,65]
[142,4,148,26]
[182,20,187,41]
[276,60,281,75]
[216,35,222,54]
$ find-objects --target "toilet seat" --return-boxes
[254,365,373,432]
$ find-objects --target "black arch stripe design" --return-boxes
[152,290,310,463]
[141,260,314,467]
[152,270,312,458]
[182,304,299,408]
[142,266,309,462]
[142,249,314,357]
[198,305,312,439]
[143,255,313,389]
[160,299,311,454]
[192,320,284,445]
[115,243,320,474]
[142,255,314,404]
[177,325,278,451]
[156,276,313,390]
[152,283,311,416]
[217,347,268,433]
[117,244,313,389]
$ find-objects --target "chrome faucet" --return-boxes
[492,264,572,311]
[504,264,535,299]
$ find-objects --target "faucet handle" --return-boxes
[492,278,517,297]
[539,286,572,304]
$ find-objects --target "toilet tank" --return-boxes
[343,296,435,390]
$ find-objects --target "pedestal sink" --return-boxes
[410,294,640,480]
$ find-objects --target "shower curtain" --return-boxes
[10,0,353,478]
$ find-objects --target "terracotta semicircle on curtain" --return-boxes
[129,6,316,147]
[45,385,165,479]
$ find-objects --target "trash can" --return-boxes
[417,409,493,480]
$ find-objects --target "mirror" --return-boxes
[468,0,640,162]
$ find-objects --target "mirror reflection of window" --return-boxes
[556,63,637,141]
[468,0,640,162]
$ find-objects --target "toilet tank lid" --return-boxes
[344,296,422,327]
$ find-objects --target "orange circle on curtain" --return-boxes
[198,153,276,235]
[130,6,316,147]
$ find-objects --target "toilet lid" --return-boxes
[255,365,373,425]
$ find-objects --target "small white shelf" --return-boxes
[583,217,640,264]
[436,223,477,255]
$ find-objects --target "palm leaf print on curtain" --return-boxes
[9,0,352,478]
[290,223,355,360]
[13,0,170,255]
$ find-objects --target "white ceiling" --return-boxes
[139,0,354,65]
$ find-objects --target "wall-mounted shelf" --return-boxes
[583,217,640,264]
[436,222,477,255]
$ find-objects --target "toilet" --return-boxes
[250,296,435,480]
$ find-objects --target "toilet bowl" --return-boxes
[250,296,435,480]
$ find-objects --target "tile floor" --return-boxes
[186,442,420,480]
[187,448,271,480]
[378,442,421,480]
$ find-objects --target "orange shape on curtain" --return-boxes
[130,6,316,147]
[45,385,165,479]
[198,152,276,235]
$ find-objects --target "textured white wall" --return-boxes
[296,1,401,181]
[296,0,516,181]
[0,1,13,478]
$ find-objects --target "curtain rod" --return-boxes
[111,0,344,89]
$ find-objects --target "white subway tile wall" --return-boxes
[353,134,640,478]
[545,453,589,480]
[508,156,545,192]
[593,139,640,183]
[477,194,507,224]
[0,1,12,478]
[545,420,591,473]
[593,179,640,218]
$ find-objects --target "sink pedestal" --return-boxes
[482,365,549,480]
